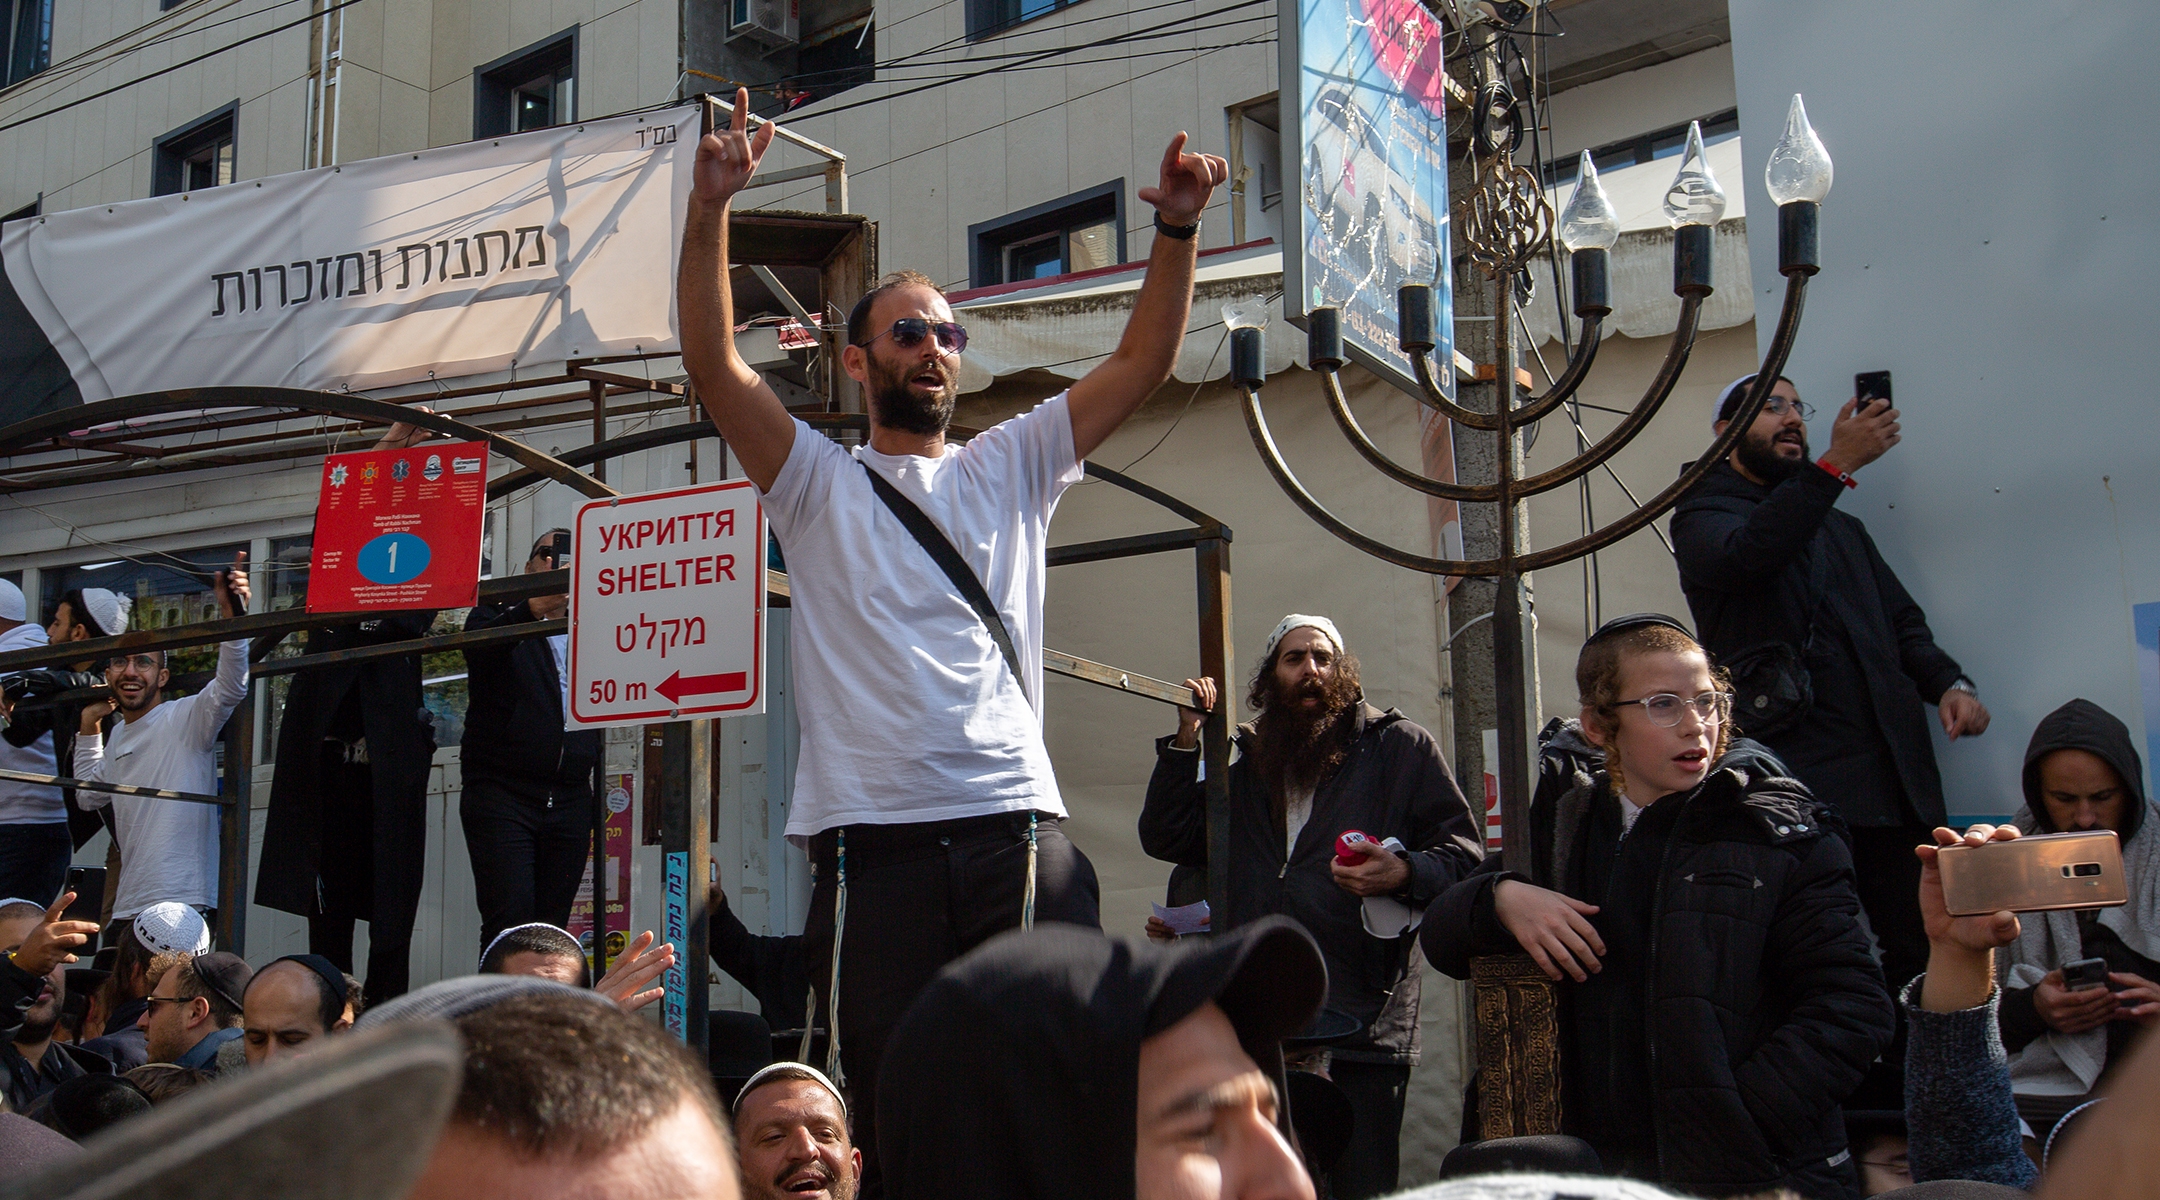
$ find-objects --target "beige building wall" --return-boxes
[0,0,678,218]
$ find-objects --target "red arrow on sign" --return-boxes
[655,669,748,704]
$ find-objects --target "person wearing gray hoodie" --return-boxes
[1996,698,2160,1138]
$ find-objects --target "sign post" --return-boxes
[568,478,766,728]
[570,478,764,1048]
[308,442,488,611]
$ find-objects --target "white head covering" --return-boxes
[0,580,24,623]
[78,587,130,638]
[478,922,583,970]
[734,1061,848,1119]
[132,901,212,955]
[1263,614,1344,662]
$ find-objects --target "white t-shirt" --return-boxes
[761,393,1084,837]
[75,639,249,918]
[0,623,66,826]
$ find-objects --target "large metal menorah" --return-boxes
[1231,98,1836,1135]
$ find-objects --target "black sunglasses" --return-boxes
[861,318,968,355]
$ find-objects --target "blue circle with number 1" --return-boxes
[357,533,432,584]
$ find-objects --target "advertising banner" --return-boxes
[0,106,699,420]
[567,772,638,974]
[1279,0,1454,398]
[307,441,488,611]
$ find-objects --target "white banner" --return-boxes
[0,107,699,400]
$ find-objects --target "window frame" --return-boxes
[967,180,1126,289]
[1,0,53,89]
[152,101,238,197]
[964,0,1080,41]
[473,28,579,140]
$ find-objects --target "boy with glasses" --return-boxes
[74,553,251,934]
[1423,615,1892,1199]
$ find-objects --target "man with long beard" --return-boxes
[678,88,1227,1194]
[1140,615,1481,1199]
[1673,374,1988,997]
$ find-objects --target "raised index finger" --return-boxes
[1161,132,1189,178]
[43,891,76,924]
[731,86,751,135]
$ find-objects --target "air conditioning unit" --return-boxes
[728,0,798,48]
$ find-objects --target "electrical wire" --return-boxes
[8,0,313,100]
[778,0,1267,87]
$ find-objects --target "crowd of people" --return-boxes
[0,94,2149,1200]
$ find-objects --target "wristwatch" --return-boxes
[1948,677,1977,695]
[1153,212,1200,241]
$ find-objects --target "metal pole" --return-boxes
[590,379,608,485]
[216,692,253,953]
[1194,536,1234,928]
[659,719,712,1055]
[1490,274,1532,876]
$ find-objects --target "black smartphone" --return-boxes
[2061,956,2109,991]
[548,531,572,564]
[1855,370,1893,407]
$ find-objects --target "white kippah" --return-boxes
[0,580,23,623]
[735,1061,848,1119]
[132,902,211,955]
[1263,614,1343,662]
[479,922,582,970]
[80,588,130,638]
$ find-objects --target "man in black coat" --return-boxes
[1140,614,1481,1200]
[1671,374,1990,993]
[256,611,437,1006]
[457,530,601,951]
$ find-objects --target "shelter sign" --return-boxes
[569,479,766,728]
[0,106,699,421]
[307,441,488,611]
[1278,0,1453,397]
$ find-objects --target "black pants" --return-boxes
[803,811,1100,1199]
[1330,1060,1411,1200]
[307,754,427,1005]
[1850,824,1931,996]
[0,823,72,907]
[459,776,593,954]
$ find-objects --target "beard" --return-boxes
[1249,658,1364,816]
[17,989,60,1044]
[866,352,957,437]
[1734,423,1810,482]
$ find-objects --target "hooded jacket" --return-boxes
[457,600,598,798]
[1998,698,2160,1096]
[1672,459,1965,828]
[1423,742,1894,1199]
[1138,702,1482,1063]
[875,918,1324,1200]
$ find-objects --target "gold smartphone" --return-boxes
[1937,829,2128,916]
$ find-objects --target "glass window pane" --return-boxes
[214,139,234,186]
[1067,219,1116,272]
[40,545,245,683]
[1004,232,1062,282]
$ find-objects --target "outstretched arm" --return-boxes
[1065,134,1227,461]
[680,88,797,491]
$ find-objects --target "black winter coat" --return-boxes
[1140,703,1481,1063]
[2,667,116,849]
[1423,747,1894,1199]
[255,613,437,919]
[459,600,599,797]
[1672,460,1965,828]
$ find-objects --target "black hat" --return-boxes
[2,1021,461,1200]
[42,1076,150,1142]
[707,1008,775,1105]
[1284,1071,1354,1175]
[1282,1007,1363,1050]
[187,952,253,1014]
[1872,1184,2029,1200]
[1586,612,1693,645]
[1439,1134,1605,1180]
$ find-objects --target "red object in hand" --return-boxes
[1336,830,1373,866]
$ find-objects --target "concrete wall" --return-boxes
[1540,43,1736,160]
[1728,0,2160,818]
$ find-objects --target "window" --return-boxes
[965,0,1076,39]
[782,15,873,107]
[2,198,36,224]
[475,30,577,139]
[41,544,246,682]
[153,103,238,196]
[0,0,51,88]
[1543,108,1740,188]
[968,181,1124,289]
[1226,94,1282,246]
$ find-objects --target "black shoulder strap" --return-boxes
[857,459,1029,703]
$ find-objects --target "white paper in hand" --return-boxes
[1151,900,1212,936]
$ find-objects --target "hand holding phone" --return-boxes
[1936,829,2127,916]
[2061,957,2110,991]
